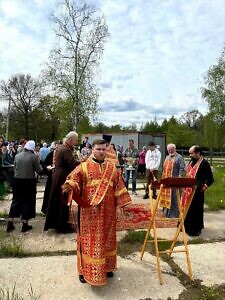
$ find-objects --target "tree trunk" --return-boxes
[25,111,29,139]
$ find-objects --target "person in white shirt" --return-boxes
[143,141,161,199]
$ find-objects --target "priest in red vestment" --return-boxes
[62,139,131,286]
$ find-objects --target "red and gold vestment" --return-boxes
[65,158,131,286]
[159,158,175,209]
[105,144,119,165]
[181,157,203,208]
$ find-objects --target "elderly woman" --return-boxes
[44,132,79,233]
[6,140,42,233]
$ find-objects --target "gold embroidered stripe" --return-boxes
[81,162,88,178]
[79,250,117,266]
[115,187,127,197]
[106,249,117,257]
[66,179,79,189]
[86,180,113,187]
[82,253,105,265]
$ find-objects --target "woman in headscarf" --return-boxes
[6,140,42,233]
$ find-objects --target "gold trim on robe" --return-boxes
[106,144,119,165]
[159,158,174,209]
[181,157,203,208]
[65,159,131,286]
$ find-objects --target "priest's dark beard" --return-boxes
[191,157,199,164]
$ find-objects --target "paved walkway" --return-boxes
[0,180,225,299]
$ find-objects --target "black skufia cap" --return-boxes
[103,134,112,143]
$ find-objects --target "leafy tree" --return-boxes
[201,46,225,123]
[179,109,205,145]
[37,95,61,140]
[202,113,217,148]
[92,122,109,133]
[202,113,225,148]
[161,119,169,133]
[0,74,41,138]
[179,109,203,130]
[140,120,161,133]
[109,124,123,132]
[166,116,194,147]
[201,46,225,148]
[44,0,109,130]
[7,107,49,142]
[6,108,26,140]
[0,109,7,138]
[122,123,137,132]
[5,95,61,142]
[77,116,93,136]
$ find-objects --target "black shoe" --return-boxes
[106,272,114,278]
[187,231,201,237]
[143,194,149,199]
[6,221,15,233]
[79,275,86,283]
[152,194,157,199]
[21,223,33,233]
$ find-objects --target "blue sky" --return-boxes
[0,0,225,126]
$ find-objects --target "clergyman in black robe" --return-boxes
[44,132,79,233]
[184,145,214,236]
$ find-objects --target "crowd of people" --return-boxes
[1,133,214,286]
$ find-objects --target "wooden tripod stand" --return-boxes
[140,177,197,285]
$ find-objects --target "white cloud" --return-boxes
[96,0,225,125]
[0,0,54,79]
[0,0,224,126]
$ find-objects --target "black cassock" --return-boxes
[41,151,54,215]
[184,159,214,235]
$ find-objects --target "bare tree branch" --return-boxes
[43,0,109,130]
[0,74,42,137]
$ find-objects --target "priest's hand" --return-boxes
[201,183,208,192]
[116,207,124,220]
[62,183,72,194]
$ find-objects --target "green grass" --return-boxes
[0,210,8,218]
[0,284,23,300]
[122,229,147,243]
[197,286,220,300]
[205,165,225,210]
[117,230,222,259]
[179,284,224,300]
[0,229,24,257]
[0,284,40,300]
[117,230,174,257]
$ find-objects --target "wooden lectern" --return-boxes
[140,177,197,285]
